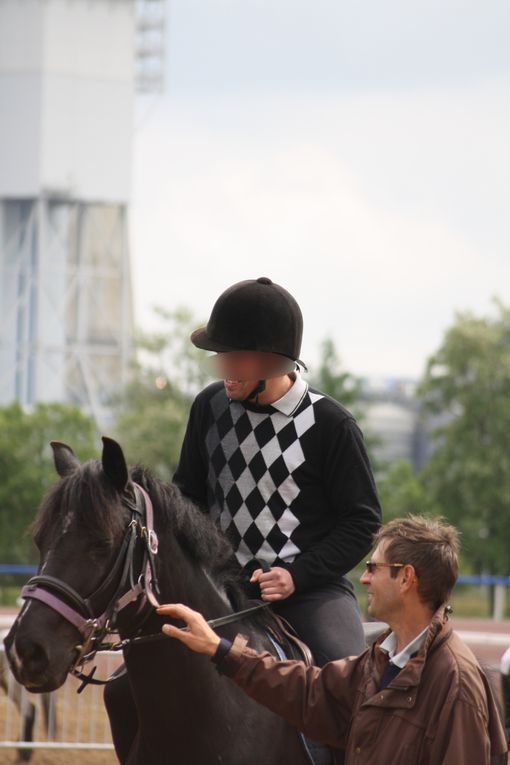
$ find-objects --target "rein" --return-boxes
[20,482,271,692]
[21,482,161,691]
[96,601,273,653]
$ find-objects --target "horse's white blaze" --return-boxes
[7,639,24,676]
[61,509,74,535]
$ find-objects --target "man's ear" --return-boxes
[101,437,129,491]
[400,564,417,591]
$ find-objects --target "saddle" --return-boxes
[259,612,333,765]
[264,612,314,666]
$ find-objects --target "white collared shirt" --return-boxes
[265,372,309,417]
[379,626,429,669]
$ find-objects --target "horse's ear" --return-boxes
[50,441,80,477]
[101,437,129,492]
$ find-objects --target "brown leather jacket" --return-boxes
[217,607,507,764]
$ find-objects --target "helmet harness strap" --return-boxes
[243,379,266,404]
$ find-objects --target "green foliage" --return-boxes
[135,306,211,394]
[0,402,97,562]
[112,375,190,481]
[112,306,211,479]
[311,337,381,467]
[417,300,510,573]
[311,338,362,411]
[376,459,430,523]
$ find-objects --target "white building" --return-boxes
[0,0,165,425]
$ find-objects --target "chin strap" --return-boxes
[244,380,266,404]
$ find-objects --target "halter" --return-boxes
[20,482,161,690]
[19,481,272,693]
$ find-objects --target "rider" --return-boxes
[173,277,382,669]
[104,277,382,763]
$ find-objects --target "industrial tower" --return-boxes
[0,0,165,426]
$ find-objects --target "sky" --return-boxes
[129,0,510,379]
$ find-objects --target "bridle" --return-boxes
[21,482,161,691]
[19,480,271,693]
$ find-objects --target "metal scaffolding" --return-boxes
[0,0,167,427]
[0,198,132,427]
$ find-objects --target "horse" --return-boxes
[0,633,55,762]
[3,437,321,765]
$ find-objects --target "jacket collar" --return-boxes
[379,624,429,669]
[372,604,452,691]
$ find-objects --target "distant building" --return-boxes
[360,377,431,470]
[0,0,165,426]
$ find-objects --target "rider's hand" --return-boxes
[250,567,295,601]
[157,603,221,656]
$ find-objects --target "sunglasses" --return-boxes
[365,561,405,574]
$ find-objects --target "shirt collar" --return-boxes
[270,372,309,416]
[379,625,429,669]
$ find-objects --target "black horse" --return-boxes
[3,438,316,765]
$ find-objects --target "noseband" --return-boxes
[20,482,160,688]
[19,480,272,693]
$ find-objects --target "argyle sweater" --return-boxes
[173,375,382,594]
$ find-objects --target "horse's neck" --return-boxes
[157,544,272,646]
[125,546,243,711]
[156,539,230,618]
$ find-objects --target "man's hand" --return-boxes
[250,567,295,601]
[156,603,221,656]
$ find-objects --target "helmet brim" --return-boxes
[191,327,307,376]
[190,327,240,353]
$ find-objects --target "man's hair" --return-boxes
[373,515,460,611]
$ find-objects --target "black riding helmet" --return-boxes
[191,277,307,398]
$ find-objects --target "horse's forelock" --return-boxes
[32,460,128,548]
[32,462,246,607]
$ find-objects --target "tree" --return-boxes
[0,402,98,562]
[376,460,430,523]
[311,337,380,467]
[112,307,211,479]
[311,338,363,412]
[417,299,510,573]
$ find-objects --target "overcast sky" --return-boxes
[129,0,510,379]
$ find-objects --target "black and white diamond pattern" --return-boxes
[206,388,323,567]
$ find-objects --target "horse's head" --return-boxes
[3,437,137,692]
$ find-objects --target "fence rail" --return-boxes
[3,566,510,620]
[0,645,120,751]
[0,566,37,575]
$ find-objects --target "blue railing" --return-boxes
[0,565,37,575]
[457,575,510,587]
[1,566,510,585]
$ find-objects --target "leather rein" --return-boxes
[20,482,270,692]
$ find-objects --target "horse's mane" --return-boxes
[131,466,248,608]
[32,460,249,610]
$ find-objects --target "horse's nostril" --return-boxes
[16,636,50,676]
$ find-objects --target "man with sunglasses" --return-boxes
[159,515,507,765]
[173,277,381,674]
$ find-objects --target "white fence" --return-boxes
[0,646,122,752]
